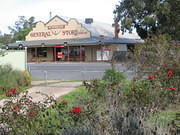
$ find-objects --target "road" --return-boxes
[28,62,135,80]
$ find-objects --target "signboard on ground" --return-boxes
[0,50,27,71]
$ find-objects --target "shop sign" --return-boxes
[57,52,63,58]
[47,25,65,30]
[26,17,91,41]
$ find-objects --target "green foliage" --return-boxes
[0,86,90,135]
[23,71,32,86]
[130,35,180,78]
[0,65,31,95]
[9,16,36,41]
[83,76,179,135]
[62,127,98,135]
[102,69,125,83]
[114,0,180,40]
[0,92,56,135]
[80,35,179,134]
[0,34,13,45]
[60,86,88,108]
[147,110,178,129]
[0,49,6,57]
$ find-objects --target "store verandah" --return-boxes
[28,45,86,62]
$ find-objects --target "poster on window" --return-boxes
[96,49,111,61]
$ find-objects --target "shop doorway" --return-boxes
[56,47,67,61]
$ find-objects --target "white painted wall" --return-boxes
[0,50,27,71]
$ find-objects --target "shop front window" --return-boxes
[69,46,80,56]
[38,48,47,57]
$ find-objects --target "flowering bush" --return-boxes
[0,91,89,135]
[6,88,17,97]
[0,65,31,97]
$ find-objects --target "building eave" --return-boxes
[5,37,143,48]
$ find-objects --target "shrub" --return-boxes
[79,35,179,135]
[0,91,90,135]
[83,79,178,135]
[23,71,31,86]
[0,65,31,95]
[62,127,98,135]
[102,69,125,83]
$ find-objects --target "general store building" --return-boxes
[5,16,141,62]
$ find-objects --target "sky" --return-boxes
[0,0,119,34]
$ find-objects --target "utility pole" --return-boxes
[49,12,52,20]
[112,19,120,39]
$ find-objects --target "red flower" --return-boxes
[6,91,13,97]
[26,100,32,103]
[11,88,17,94]
[28,112,34,116]
[147,75,155,80]
[169,88,177,91]
[6,88,17,97]
[70,107,82,114]
[167,70,174,77]
[61,100,68,105]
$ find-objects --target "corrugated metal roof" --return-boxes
[59,15,140,39]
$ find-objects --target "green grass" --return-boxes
[147,110,179,128]
[32,78,45,81]
[59,86,88,107]
[32,80,82,87]
[32,77,83,82]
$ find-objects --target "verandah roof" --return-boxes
[6,37,143,48]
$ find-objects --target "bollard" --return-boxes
[27,65,31,75]
[44,71,48,86]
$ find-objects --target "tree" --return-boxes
[0,34,13,45]
[9,16,36,41]
[114,0,180,40]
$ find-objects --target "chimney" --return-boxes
[112,20,120,39]
[85,18,93,24]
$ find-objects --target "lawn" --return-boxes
[59,86,88,108]
[147,110,179,128]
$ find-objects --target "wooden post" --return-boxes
[54,47,56,62]
[80,46,82,61]
[35,48,38,62]
[67,46,69,61]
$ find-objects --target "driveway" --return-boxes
[28,62,135,80]
[0,81,82,107]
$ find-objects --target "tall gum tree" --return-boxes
[9,16,36,41]
[114,0,180,40]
